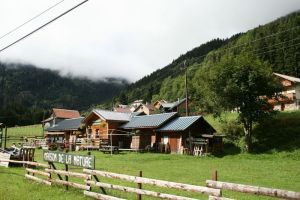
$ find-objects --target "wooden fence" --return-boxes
[1,159,300,200]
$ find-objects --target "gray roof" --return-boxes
[94,109,132,122]
[122,112,177,129]
[169,98,186,110]
[161,98,186,110]
[158,116,201,131]
[47,117,84,132]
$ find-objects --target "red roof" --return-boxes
[52,108,80,119]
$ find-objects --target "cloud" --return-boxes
[0,0,299,82]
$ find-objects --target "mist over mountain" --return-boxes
[0,62,128,126]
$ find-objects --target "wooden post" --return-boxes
[65,164,68,190]
[93,175,107,194]
[110,130,113,156]
[4,126,7,149]
[49,162,63,180]
[212,170,218,181]
[137,171,142,200]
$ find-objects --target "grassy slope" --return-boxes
[0,150,299,200]
[204,110,300,152]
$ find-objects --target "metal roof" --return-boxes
[273,73,300,83]
[158,116,201,131]
[122,112,177,129]
[46,117,84,132]
[169,98,186,110]
[161,98,186,110]
[94,109,132,122]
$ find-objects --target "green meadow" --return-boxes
[0,111,299,199]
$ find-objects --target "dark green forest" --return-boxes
[113,11,300,108]
[0,63,128,126]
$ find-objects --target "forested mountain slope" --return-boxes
[0,63,128,126]
[113,11,299,108]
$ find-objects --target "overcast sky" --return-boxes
[0,0,299,82]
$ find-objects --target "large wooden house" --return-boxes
[82,109,138,148]
[271,73,300,111]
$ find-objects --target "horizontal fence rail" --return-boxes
[52,179,90,190]
[0,159,49,168]
[26,168,50,177]
[86,180,199,200]
[206,180,300,200]
[208,196,234,200]
[84,169,221,197]
[25,174,52,186]
[45,168,92,179]
[84,191,126,200]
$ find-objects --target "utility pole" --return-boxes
[184,60,189,116]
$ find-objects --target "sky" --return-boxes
[0,0,299,82]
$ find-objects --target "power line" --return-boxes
[0,0,89,53]
[0,0,65,41]
[223,25,300,51]
[254,42,300,56]
[184,25,300,62]
[250,37,300,53]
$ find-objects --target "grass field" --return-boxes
[0,149,299,200]
[6,124,43,137]
[0,111,299,199]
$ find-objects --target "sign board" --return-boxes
[0,152,11,168]
[43,151,95,169]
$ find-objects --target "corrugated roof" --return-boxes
[52,108,80,119]
[169,98,186,110]
[273,73,300,83]
[46,117,84,132]
[122,112,177,129]
[94,109,131,122]
[160,102,175,108]
[158,116,201,131]
[161,98,186,110]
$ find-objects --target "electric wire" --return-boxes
[0,0,89,53]
[0,0,65,41]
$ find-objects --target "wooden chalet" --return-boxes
[121,112,221,154]
[42,108,80,128]
[82,109,138,149]
[271,73,300,111]
[133,103,156,115]
[122,112,177,150]
[45,117,84,151]
[157,116,222,154]
[153,100,168,109]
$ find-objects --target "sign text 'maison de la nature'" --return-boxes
[43,151,95,169]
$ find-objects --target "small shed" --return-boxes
[157,116,220,154]
[122,112,178,150]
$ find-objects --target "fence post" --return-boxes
[212,169,218,181]
[137,170,142,200]
[65,164,69,190]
